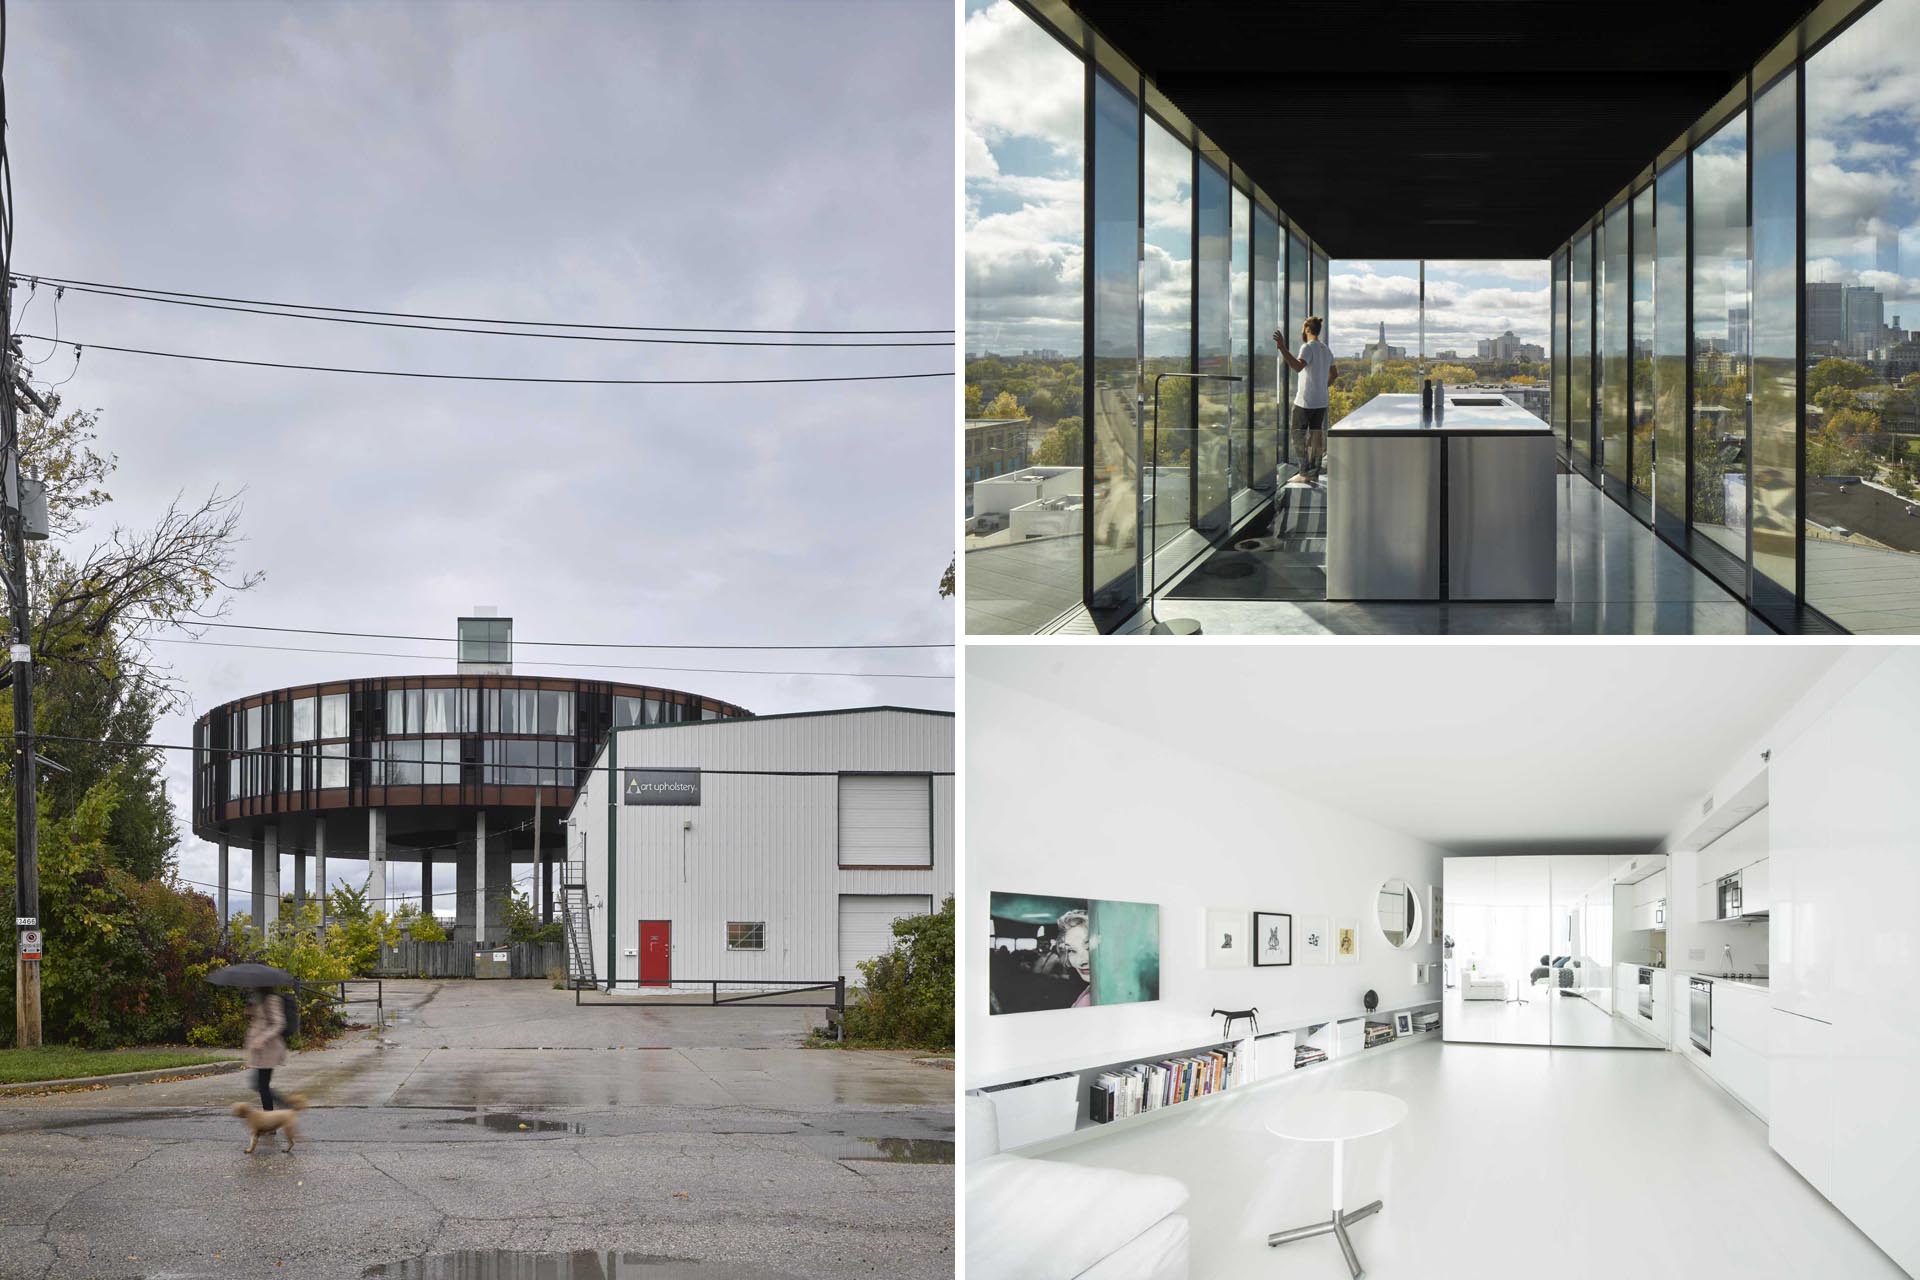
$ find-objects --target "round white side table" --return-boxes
[1263,1089,1407,1278]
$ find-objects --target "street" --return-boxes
[0,981,953,1280]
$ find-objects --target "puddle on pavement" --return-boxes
[431,1111,585,1135]
[803,1134,954,1164]
[366,1250,801,1279]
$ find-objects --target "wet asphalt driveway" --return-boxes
[0,981,953,1280]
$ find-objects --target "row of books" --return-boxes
[1089,1045,1244,1123]
[1364,1020,1396,1048]
[1294,1043,1328,1069]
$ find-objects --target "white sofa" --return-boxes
[966,1092,1191,1280]
[1462,972,1508,1001]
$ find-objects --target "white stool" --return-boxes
[1264,1089,1407,1278]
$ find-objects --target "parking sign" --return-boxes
[18,929,42,960]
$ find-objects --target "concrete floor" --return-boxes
[1022,1037,1904,1279]
[0,980,954,1279]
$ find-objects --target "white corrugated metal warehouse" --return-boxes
[568,706,953,991]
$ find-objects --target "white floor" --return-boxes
[1030,1038,1905,1279]
[1445,987,1666,1048]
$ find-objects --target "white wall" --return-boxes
[966,676,1444,1087]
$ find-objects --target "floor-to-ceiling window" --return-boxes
[1143,114,1193,559]
[961,0,1085,633]
[1195,157,1232,535]
[1286,231,1309,464]
[1751,70,1801,616]
[1326,259,1419,424]
[1654,159,1690,542]
[1251,204,1280,490]
[1691,111,1750,585]
[1424,260,1552,422]
[1230,185,1252,498]
[1631,187,1658,520]
[1602,203,1632,496]
[1804,0,1920,632]
[1311,249,1330,342]
[1089,69,1142,615]
[1570,231,1594,466]
[1552,250,1569,442]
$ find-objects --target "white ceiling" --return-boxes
[970,644,1851,852]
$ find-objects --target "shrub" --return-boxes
[835,896,954,1050]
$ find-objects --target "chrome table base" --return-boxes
[1267,1199,1383,1279]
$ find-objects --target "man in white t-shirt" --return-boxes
[1274,315,1337,485]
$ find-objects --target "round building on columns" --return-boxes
[188,614,750,941]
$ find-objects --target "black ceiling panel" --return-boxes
[1069,0,1816,258]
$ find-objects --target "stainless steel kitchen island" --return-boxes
[1324,391,1556,601]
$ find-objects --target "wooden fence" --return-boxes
[375,940,568,980]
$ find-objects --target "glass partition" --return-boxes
[1631,187,1657,520]
[1195,157,1233,535]
[1570,232,1594,466]
[1751,71,1800,615]
[1691,110,1751,584]
[1143,116,1193,557]
[1804,0,1920,633]
[1089,70,1142,615]
[1654,160,1690,542]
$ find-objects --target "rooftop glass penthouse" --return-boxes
[964,0,1920,635]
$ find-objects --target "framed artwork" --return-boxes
[1253,911,1292,967]
[1428,884,1444,944]
[988,892,1161,1015]
[1394,1011,1414,1036]
[1335,918,1360,965]
[1204,909,1249,968]
[1298,915,1330,966]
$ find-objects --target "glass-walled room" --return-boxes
[1551,0,1920,634]
[962,0,1325,634]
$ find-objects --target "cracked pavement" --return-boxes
[0,981,954,1279]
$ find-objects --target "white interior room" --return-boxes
[964,644,1920,1280]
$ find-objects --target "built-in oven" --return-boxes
[1637,967,1654,1021]
[1717,872,1743,921]
[1689,977,1713,1055]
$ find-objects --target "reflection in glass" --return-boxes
[1286,232,1309,465]
[962,3,1084,633]
[1311,250,1329,344]
[1751,72,1799,612]
[1251,205,1280,490]
[1570,232,1593,466]
[1090,72,1141,613]
[1328,259,1418,425]
[1551,251,1568,446]
[1230,186,1252,495]
[1631,186,1657,519]
[1143,117,1193,555]
[1654,160,1689,541]
[1195,158,1232,534]
[1691,111,1750,580]
[1804,0,1920,631]
[1602,203,1630,495]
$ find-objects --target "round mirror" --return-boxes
[1376,878,1422,949]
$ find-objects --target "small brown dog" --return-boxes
[231,1094,309,1153]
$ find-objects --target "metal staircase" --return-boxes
[560,861,597,990]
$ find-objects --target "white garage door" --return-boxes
[837,774,932,867]
[838,894,931,985]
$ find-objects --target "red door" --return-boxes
[639,920,671,986]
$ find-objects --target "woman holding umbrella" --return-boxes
[208,962,298,1111]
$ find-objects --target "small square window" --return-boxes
[726,922,765,951]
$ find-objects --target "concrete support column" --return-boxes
[474,811,490,945]
[540,854,552,925]
[455,837,477,946]
[218,838,230,931]
[484,840,510,942]
[315,817,328,934]
[260,826,281,935]
[294,849,307,920]
[367,808,388,918]
[420,856,434,923]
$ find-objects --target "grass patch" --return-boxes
[0,1046,237,1085]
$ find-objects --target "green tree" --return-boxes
[1031,416,1083,466]
[1808,358,1873,398]
[503,889,564,945]
[964,384,985,416]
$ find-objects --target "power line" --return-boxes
[13,273,953,335]
[12,278,952,348]
[141,634,953,680]
[127,615,951,651]
[12,334,953,386]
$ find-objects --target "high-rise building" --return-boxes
[1843,287,1884,357]
[1806,282,1844,351]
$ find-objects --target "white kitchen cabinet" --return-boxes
[1712,1036,1768,1118]
[1671,979,1690,1052]
[1696,878,1718,926]
[1632,868,1668,908]
[1742,857,1769,916]
[1770,1007,1834,1201]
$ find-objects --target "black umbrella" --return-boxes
[207,963,298,989]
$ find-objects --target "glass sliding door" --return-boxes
[1194,158,1232,535]
[1631,187,1657,521]
[1251,205,1280,491]
[1570,232,1593,468]
[1142,116,1193,559]
[1750,71,1800,616]
[1230,186,1252,500]
[1690,111,1750,587]
[1804,0,1920,632]
[1602,203,1631,497]
[1654,160,1690,543]
[1088,71,1142,616]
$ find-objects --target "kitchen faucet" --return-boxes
[1723,944,1734,974]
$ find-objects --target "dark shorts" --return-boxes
[1292,405,1329,433]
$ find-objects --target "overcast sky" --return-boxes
[10,0,955,910]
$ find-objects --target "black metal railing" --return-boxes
[574,977,845,1011]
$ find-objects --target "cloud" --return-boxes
[964,0,1082,158]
